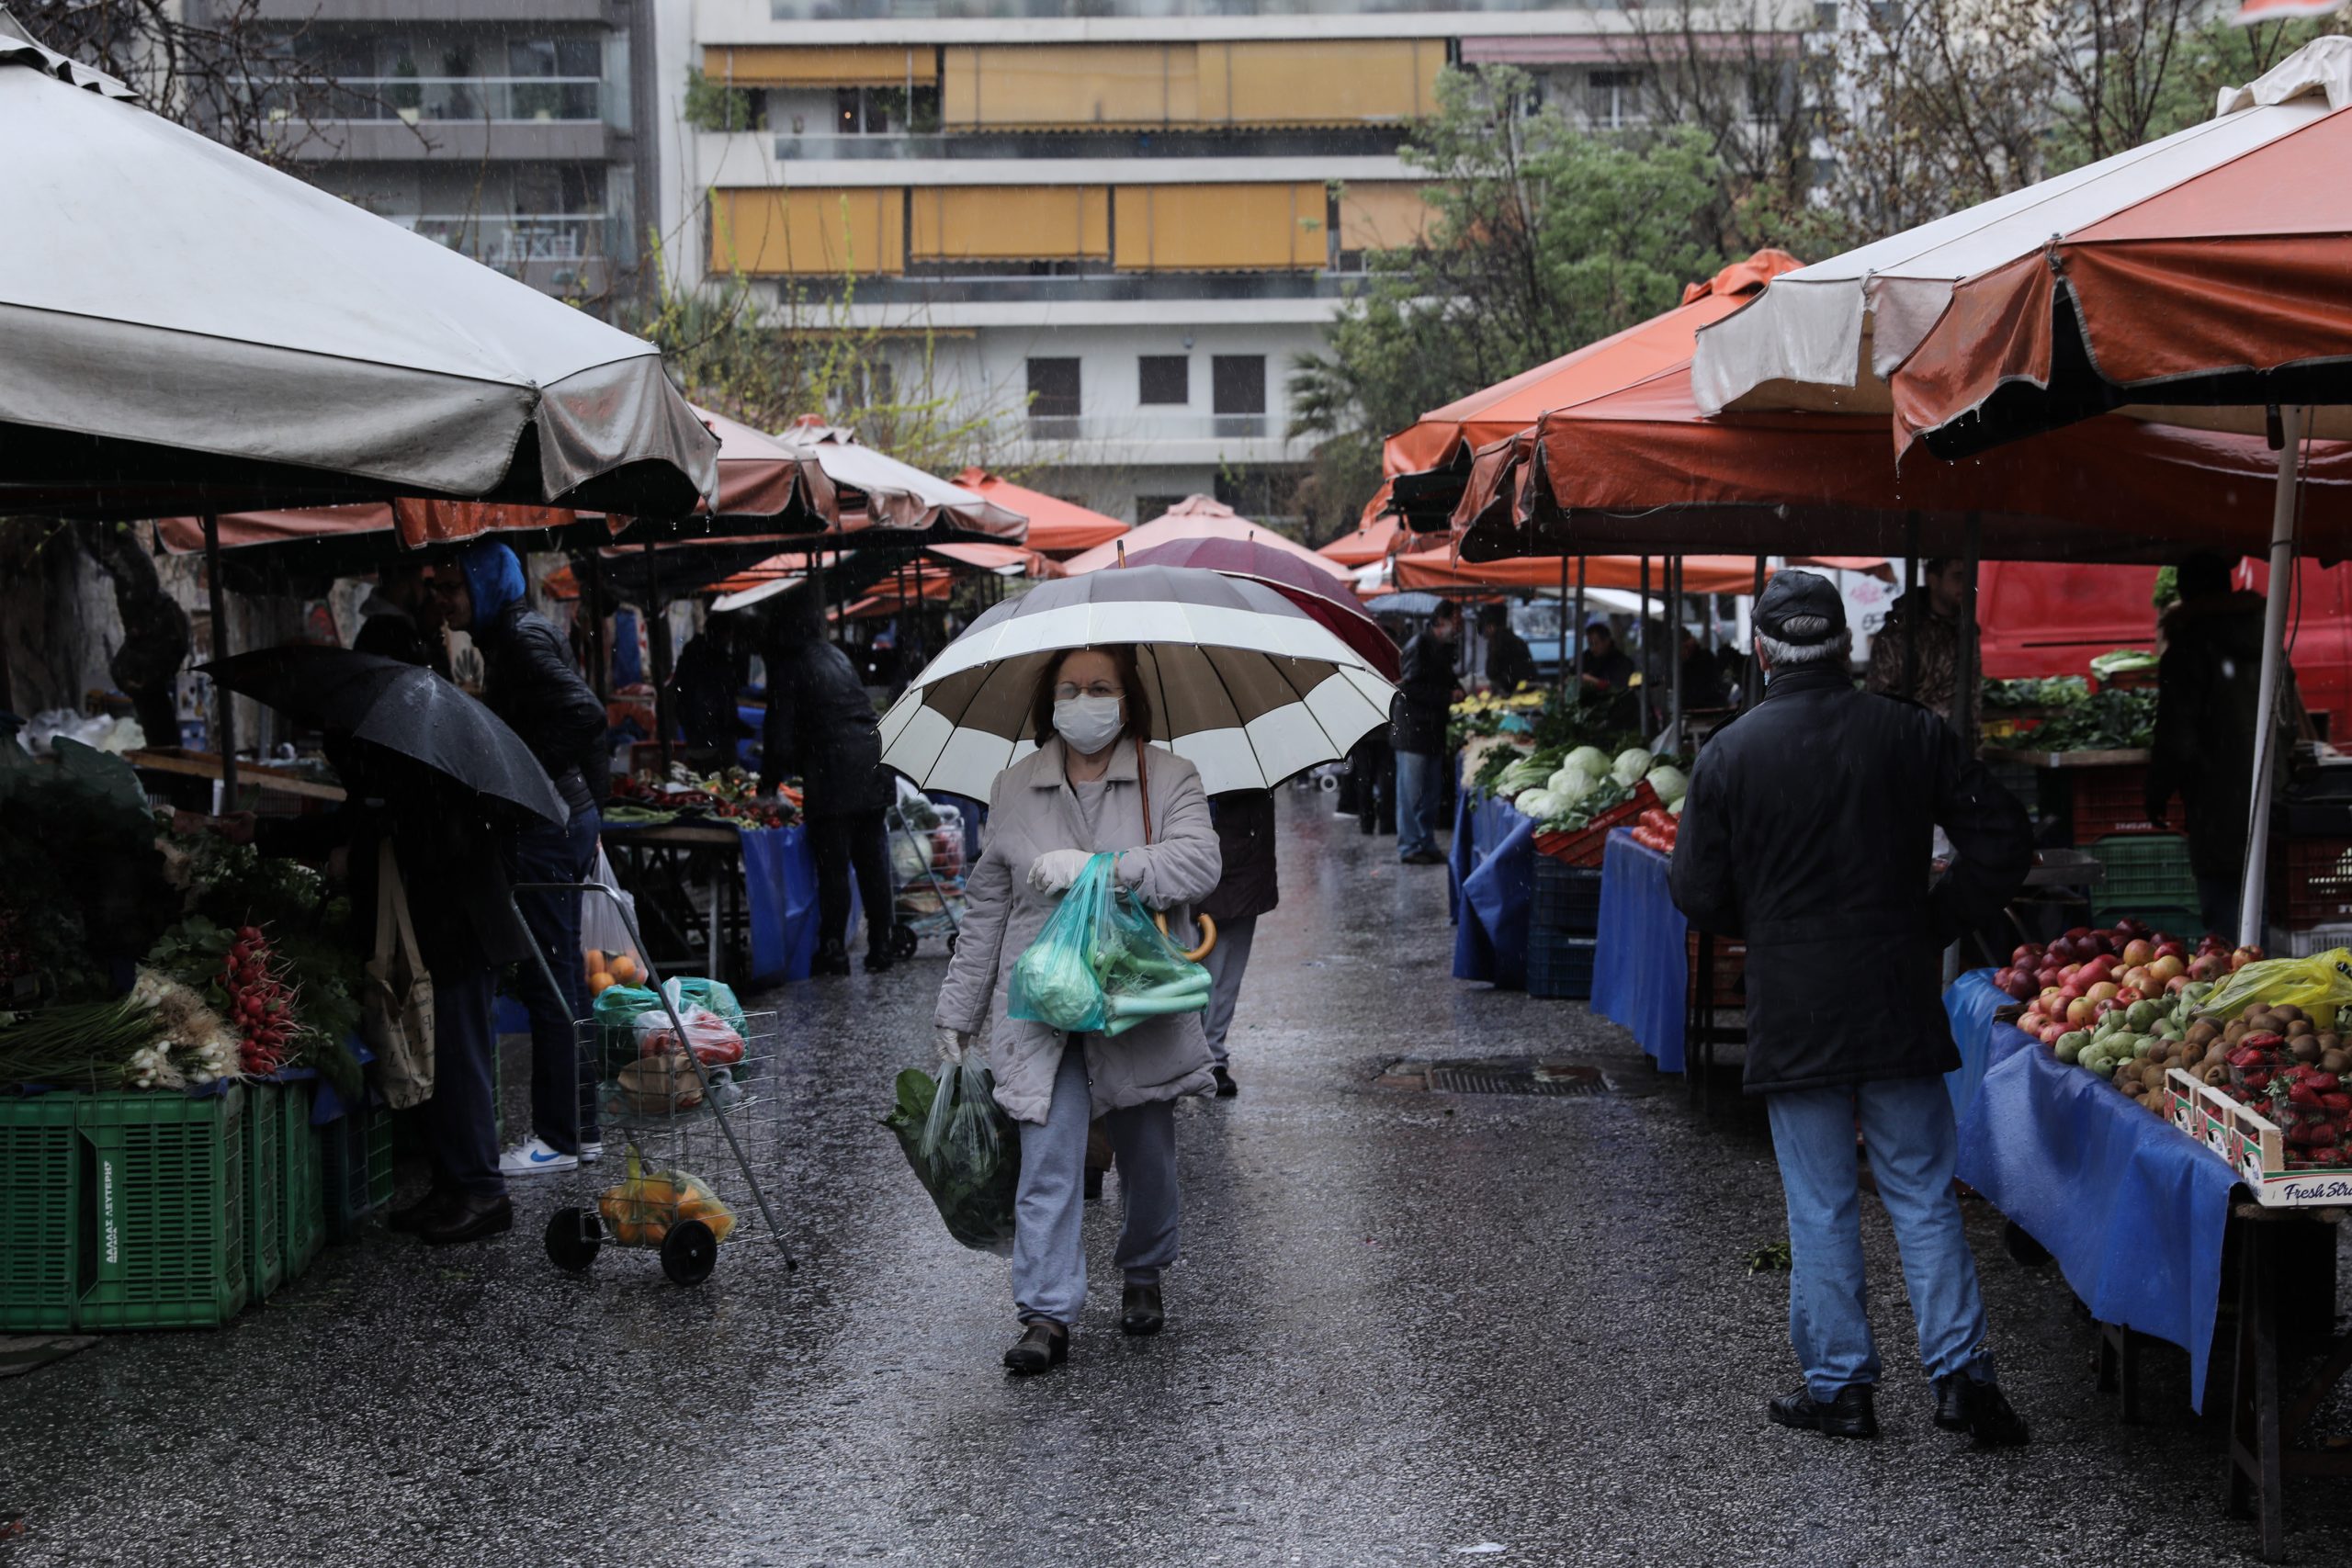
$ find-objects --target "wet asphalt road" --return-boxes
[6,789,2352,1567]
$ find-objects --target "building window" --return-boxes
[1138,355,1189,406]
[1587,69,1644,130]
[1211,355,1266,435]
[832,84,940,136]
[1028,356,1081,436]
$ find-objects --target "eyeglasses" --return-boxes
[1053,683,1124,702]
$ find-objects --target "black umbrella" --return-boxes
[200,647,569,825]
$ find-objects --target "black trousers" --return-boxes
[417,966,502,1199]
[810,808,893,952]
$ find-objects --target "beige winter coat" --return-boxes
[933,735,1223,1125]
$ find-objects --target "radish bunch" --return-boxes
[220,925,298,1077]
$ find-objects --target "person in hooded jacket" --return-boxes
[933,643,1221,1374]
[2147,552,2304,938]
[759,595,899,974]
[1669,570,2034,1450]
[1195,786,1277,1098]
[432,541,609,1177]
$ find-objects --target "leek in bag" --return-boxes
[1008,852,1212,1036]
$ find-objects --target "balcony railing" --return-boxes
[255,75,605,125]
[772,0,1600,15]
[401,212,619,274]
[1023,412,1290,445]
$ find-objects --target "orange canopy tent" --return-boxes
[1379,250,1804,529]
[1060,495,1349,580]
[1393,548,1773,596]
[1319,500,1406,568]
[953,469,1127,555]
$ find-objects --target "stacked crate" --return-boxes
[1528,856,1603,998]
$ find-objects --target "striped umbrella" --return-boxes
[876,565,1397,797]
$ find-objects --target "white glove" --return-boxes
[1026,849,1094,896]
[934,1026,969,1064]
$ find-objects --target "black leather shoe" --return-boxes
[1120,1282,1164,1337]
[1767,1382,1877,1439]
[863,946,894,975]
[813,941,852,976]
[1083,1168,1104,1202]
[1211,1066,1238,1099]
[415,1194,514,1247]
[1003,1321,1069,1374]
[387,1188,459,1235]
[1934,1374,2030,1448]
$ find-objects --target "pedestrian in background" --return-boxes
[1866,558,1975,727]
[1669,570,2033,1449]
[761,594,899,975]
[933,645,1222,1373]
[669,613,751,774]
[2147,551,2303,938]
[1390,601,1462,866]
[433,541,608,1179]
[1196,786,1277,1099]
[1477,601,1539,694]
[353,555,449,679]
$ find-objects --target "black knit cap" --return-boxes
[1753,570,1846,644]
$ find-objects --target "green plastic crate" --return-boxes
[242,1081,287,1299]
[320,1100,395,1242]
[0,1094,84,1331]
[2090,835,2199,924]
[280,1082,323,1281]
[74,1089,248,1330]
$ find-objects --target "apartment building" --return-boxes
[244,0,659,308]
[662,2,1772,524]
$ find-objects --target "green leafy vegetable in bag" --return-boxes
[1009,852,1211,1036]
[884,1057,1018,1254]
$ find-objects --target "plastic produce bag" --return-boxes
[660,976,747,1037]
[582,847,644,987]
[633,1003,745,1066]
[2198,949,2352,1026]
[885,1057,1018,1255]
[1008,852,1212,1036]
[594,983,662,1076]
[597,1145,737,1247]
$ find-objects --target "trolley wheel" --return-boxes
[661,1218,718,1286]
[545,1206,603,1272]
[890,925,920,960]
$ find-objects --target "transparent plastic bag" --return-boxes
[1008,852,1211,1037]
[633,1002,745,1066]
[2199,950,2352,1027]
[884,1056,1017,1255]
[659,976,747,1038]
[597,1144,737,1247]
[582,846,644,990]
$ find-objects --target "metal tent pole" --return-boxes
[1639,553,1651,728]
[1956,514,1981,745]
[1573,557,1588,688]
[645,536,673,774]
[1557,547,1570,699]
[1745,555,1765,707]
[202,514,238,808]
[1668,555,1684,752]
[1902,513,1920,701]
[2239,406,2307,949]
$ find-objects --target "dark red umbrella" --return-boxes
[1115,537,1399,681]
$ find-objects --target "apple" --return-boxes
[2095,998,2123,1020]
[2231,946,2262,972]
[2155,940,2187,959]
[2122,966,2153,993]
[2115,986,2144,1005]
[2122,939,2155,967]
[2013,943,2042,965]
[2040,1022,2067,1045]
[2039,986,2067,1009]
[2166,976,2191,995]
[2086,981,2120,1004]
[2149,954,2185,984]
[2066,997,2099,1028]
[2189,953,2224,981]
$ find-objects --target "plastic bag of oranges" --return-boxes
[597,1145,738,1248]
[582,848,644,998]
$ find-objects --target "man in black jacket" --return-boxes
[434,541,609,1177]
[1477,602,1540,695]
[761,598,899,974]
[1669,570,2033,1450]
[1389,601,1462,865]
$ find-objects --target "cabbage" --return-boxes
[1611,747,1654,787]
[1668,796,1685,818]
[1566,746,1610,778]
[1495,756,1552,798]
[1546,764,1598,803]
[1645,764,1689,807]
[1514,789,1556,820]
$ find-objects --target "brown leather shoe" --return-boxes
[1003,1320,1069,1374]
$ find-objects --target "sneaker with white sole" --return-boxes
[579,1140,603,1165]
[498,1137,578,1177]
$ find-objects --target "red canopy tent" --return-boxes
[952,469,1127,555]
[1393,548,1772,595]
[1319,500,1407,568]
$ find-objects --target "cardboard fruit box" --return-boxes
[2166,1067,2352,1208]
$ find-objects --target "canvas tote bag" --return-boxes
[362,840,436,1109]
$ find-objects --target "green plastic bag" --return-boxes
[1008,852,1212,1037]
[593,983,662,1076]
[884,1057,1018,1255]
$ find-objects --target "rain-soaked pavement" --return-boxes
[6,789,2352,1567]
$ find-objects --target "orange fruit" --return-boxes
[584,948,606,976]
[609,954,639,985]
[588,970,616,995]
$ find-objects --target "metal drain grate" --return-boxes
[1392,1058,1611,1097]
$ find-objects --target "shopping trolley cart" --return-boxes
[884,795,967,960]
[513,882,795,1283]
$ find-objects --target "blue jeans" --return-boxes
[1396,749,1443,859]
[1765,1075,1996,1400]
[418,967,501,1200]
[1012,1040,1181,1326]
[508,806,600,1152]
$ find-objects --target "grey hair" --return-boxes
[1757,623,1852,668]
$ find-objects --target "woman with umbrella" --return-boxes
[931,644,1223,1373]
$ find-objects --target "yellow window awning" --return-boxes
[703,46,938,89]
[709,188,906,277]
[943,44,1197,130]
[1337,182,1435,252]
[910,186,1111,262]
[1113,183,1328,272]
[1198,39,1446,126]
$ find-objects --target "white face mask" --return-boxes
[1052,694,1125,755]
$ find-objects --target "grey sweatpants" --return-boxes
[1198,913,1258,1067]
[1012,1038,1180,1326]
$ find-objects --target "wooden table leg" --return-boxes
[2225,1221,2287,1561]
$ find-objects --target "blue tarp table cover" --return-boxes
[1953,1010,2238,1408]
[1941,968,2015,1121]
[1449,790,1536,988]
[738,823,822,986]
[1590,829,1688,1071]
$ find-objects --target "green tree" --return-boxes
[1288,67,1727,538]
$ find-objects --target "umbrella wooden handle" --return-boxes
[1154,910,1216,962]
